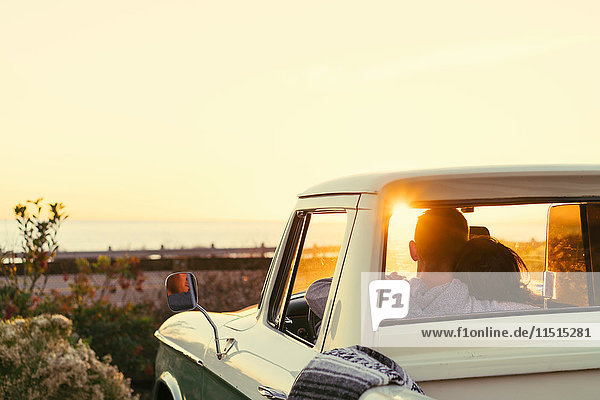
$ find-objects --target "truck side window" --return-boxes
[385,204,548,297]
[271,211,348,344]
[383,202,600,323]
[385,204,550,322]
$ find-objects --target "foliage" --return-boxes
[0,199,164,395]
[0,286,40,320]
[70,302,158,380]
[44,255,146,310]
[1,260,162,382]
[35,255,159,380]
[9,199,67,292]
[0,198,269,393]
[0,314,139,400]
[196,269,267,312]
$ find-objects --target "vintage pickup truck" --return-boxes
[153,166,600,399]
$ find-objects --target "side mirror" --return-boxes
[164,271,236,360]
[165,272,198,312]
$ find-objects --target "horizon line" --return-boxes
[0,217,288,224]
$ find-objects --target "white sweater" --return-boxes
[305,277,535,320]
[406,277,536,319]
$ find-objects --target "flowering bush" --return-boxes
[0,286,39,320]
[0,314,138,400]
[0,200,161,396]
[42,256,146,313]
[69,302,160,380]
[11,199,67,293]
[0,199,66,319]
[0,199,269,396]
[72,256,146,305]
[33,255,161,380]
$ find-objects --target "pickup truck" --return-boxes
[153,166,600,400]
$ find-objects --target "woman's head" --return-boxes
[454,236,531,302]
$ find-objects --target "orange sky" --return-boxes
[1,1,600,221]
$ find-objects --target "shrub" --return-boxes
[70,302,158,381]
[0,314,138,400]
[37,256,160,380]
[1,200,160,392]
[73,256,146,305]
[0,286,39,320]
[0,256,163,382]
[11,199,67,293]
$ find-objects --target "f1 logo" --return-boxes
[369,280,410,331]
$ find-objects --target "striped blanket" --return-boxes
[288,345,424,400]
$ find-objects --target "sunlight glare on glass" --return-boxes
[386,203,423,277]
[391,203,423,228]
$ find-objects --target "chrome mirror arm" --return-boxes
[195,305,236,360]
[258,386,288,399]
[165,272,236,361]
[218,338,236,359]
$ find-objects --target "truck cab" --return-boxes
[155,166,600,400]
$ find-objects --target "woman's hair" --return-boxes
[454,236,534,303]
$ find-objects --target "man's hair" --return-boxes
[414,208,468,271]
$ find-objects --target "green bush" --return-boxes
[1,257,164,382]
[70,302,159,380]
[11,199,67,293]
[1,199,162,394]
[0,314,138,400]
[0,286,38,319]
[41,255,162,380]
[0,198,269,392]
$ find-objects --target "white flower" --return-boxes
[0,314,138,400]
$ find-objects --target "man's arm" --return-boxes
[305,277,333,319]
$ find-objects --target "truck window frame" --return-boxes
[267,208,352,346]
[380,198,600,325]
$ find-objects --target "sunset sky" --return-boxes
[2,1,600,222]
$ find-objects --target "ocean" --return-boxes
[0,219,288,252]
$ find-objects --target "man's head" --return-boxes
[167,273,190,295]
[409,208,468,274]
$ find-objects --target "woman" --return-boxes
[454,236,537,305]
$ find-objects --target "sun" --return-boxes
[391,203,423,226]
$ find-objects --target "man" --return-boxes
[167,273,196,311]
[404,208,536,317]
[409,207,468,288]
[167,272,190,295]
[305,208,469,319]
